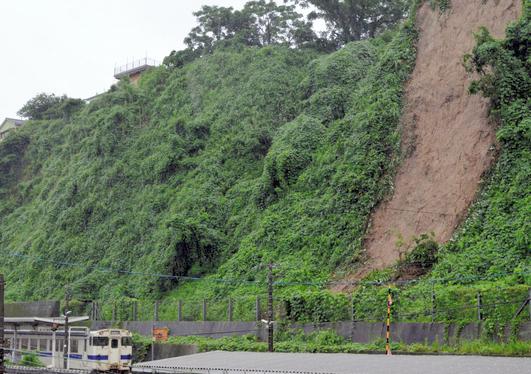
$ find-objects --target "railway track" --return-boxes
[6,365,90,374]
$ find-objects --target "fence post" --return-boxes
[528,288,531,321]
[228,298,233,322]
[133,301,138,321]
[255,296,261,321]
[202,299,207,321]
[350,294,355,322]
[178,300,183,322]
[154,301,159,322]
[267,262,274,353]
[476,292,482,321]
[350,293,356,343]
[94,301,99,321]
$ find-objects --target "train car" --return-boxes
[87,329,133,372]
[3,322,132,372]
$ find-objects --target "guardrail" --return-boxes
[114,58,160,77]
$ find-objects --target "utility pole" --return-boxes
[267,262,274,353]
[0,274,5,374]
[151,301,157,361]
[63,288,71,369]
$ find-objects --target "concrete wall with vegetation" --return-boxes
[92,320,531,344]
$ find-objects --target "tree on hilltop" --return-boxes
[289,0,409,45]
[184,0,317,52]
[18,93,84,121]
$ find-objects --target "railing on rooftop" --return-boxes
[114,57,160,77]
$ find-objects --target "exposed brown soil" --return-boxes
[339,0,522,287]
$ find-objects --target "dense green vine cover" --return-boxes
[0,20,417,302]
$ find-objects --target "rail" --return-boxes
[114,58,159,77]
[6,365,88,374]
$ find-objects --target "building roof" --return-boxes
[132,351,531,374]
[5,316,89,325]
[0,117,26,131]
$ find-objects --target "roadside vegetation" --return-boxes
[19,353,45,367]
[132,331,531,358]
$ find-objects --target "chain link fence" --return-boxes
[75,284,529,325]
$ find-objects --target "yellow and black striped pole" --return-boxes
[385,288,393,356]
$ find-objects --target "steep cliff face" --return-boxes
[362,0,522,272]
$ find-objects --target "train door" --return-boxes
[120,335,133,370]
[109,336,121,368]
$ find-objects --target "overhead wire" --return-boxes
[3,250,529,289]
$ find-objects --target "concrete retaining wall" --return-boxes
[5,300,60,317]
[91,320,531,344]
[92,320,262,338]
[152,343,199,360]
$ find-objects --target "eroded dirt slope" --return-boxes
[360,0,522,273]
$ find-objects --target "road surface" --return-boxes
[133,351,531,374]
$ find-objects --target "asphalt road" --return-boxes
[133,351,531,374]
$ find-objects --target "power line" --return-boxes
[2,250,528,289]
[4,251,259,285]
[277,270,530,287]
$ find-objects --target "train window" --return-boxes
[6,338,12,348]
[21,339,28,350]
[57,340,64,350]
[121,337,132,346]
[111,339,119,349]
[92,337,109,347]
[39,339,48,351]
[71,339,78,353]
[30,339,38,350]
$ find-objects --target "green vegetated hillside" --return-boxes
[0,1,528,325]
[0,22,417,301]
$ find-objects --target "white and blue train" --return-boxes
[4,317,133,372]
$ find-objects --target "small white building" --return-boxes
[0,117,26,141]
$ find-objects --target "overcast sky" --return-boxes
[0,0,251,119]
